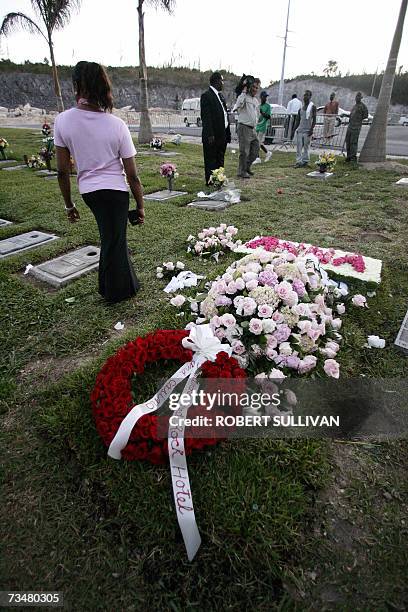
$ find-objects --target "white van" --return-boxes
[181,98,201,127]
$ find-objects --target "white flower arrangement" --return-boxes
[187,224,241,260]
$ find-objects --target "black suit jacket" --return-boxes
[200,88,231,144]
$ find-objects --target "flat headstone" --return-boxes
[307,171,333,180]
[395,308,408,354]
[29,245,100,287]
[188,199,230,211]
[0,218,13,227]
[144,190,187,201]
[395,178,408,187]
[0,159,17,166]
[155,151,180,157]
[0,231,59,259]
[35,169,58,176]
[2,164,28,171]
[44,174,59,180]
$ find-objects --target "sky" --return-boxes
[0,0,407,86]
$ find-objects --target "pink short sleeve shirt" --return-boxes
[54,108,137,194]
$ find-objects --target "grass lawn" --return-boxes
[1,127,407,610]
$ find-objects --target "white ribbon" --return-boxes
[108,324,232,561]
[164,271,204,294]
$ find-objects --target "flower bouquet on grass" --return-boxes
[202,167,241,203]
[0,138,9,160]
[39,136,55,171]
[160,163,178,192]
[26,155,46,169]
[209,167,228,190]
[178,250,346,378]
[150,137,163,150]
[156,260,185,280]
[315,151,336,173]
[187,224,241,261]
[42,122,51,137]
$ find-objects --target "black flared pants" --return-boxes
[82,189,140,303]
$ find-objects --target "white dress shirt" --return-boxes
[210,86,229,128]
[287,97,302,114]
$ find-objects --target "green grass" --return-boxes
[1,128,408,610]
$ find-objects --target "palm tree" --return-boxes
[137,0,176,143]
[0,1,81,113]
[359,0,407,162]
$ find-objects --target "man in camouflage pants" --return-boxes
[345,92,368,162]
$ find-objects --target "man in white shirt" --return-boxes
[285,93,302,140]
[200,72,231,185]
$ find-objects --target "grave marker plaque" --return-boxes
[188,200,230,211]
[0,231,59,259]
[0,218,13,227]
[29,245,100,287]
[307,171,333,180]
[2,165,28,171]
[395,309,408,354]
[144,190,187,201]
[395,178,408,187]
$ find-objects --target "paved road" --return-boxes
[129,123,408,157]
[4,122,408,156]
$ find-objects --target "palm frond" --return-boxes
[0,12,46,39]
[30,0,81,32]
[146,0,176,13]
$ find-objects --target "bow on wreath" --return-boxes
[108,324,232,561]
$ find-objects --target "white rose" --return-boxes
[170,294,186,307]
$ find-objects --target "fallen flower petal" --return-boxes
[367,335,386,349]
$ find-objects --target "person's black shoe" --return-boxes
[246,169,254,176]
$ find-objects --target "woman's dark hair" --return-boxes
[72,61,113,112]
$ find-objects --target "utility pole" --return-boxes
[278,0,291,106]
[370,66,378,97]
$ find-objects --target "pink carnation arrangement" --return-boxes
[246,236,366,273]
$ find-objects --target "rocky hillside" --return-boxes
[0,62,239,111]
[1,61,407,116]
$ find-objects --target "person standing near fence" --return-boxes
[285,93,302,140]
[293,90,316,167]
[323,92,339,142]
[254,91,272,164]
[200,72,231,185]
[345,92,368,162]
[233,78,260,178]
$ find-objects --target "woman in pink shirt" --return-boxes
[54,61,145,303]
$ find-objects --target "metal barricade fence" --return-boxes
[263,113,349,153]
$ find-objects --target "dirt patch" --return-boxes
[360,231,392,243]
[289,440,408,608]
[360,161,408,174]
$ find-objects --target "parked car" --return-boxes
[398,116,408,126]
[181,98,201,127]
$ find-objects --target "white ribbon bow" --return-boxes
[107,324,231,561]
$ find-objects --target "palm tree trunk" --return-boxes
[359,0,407,162]
[48,36,64,113]
[137,1,153,143]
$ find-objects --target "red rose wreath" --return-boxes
[91,329,246,465]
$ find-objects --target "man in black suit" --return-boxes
[200,72,231,185]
